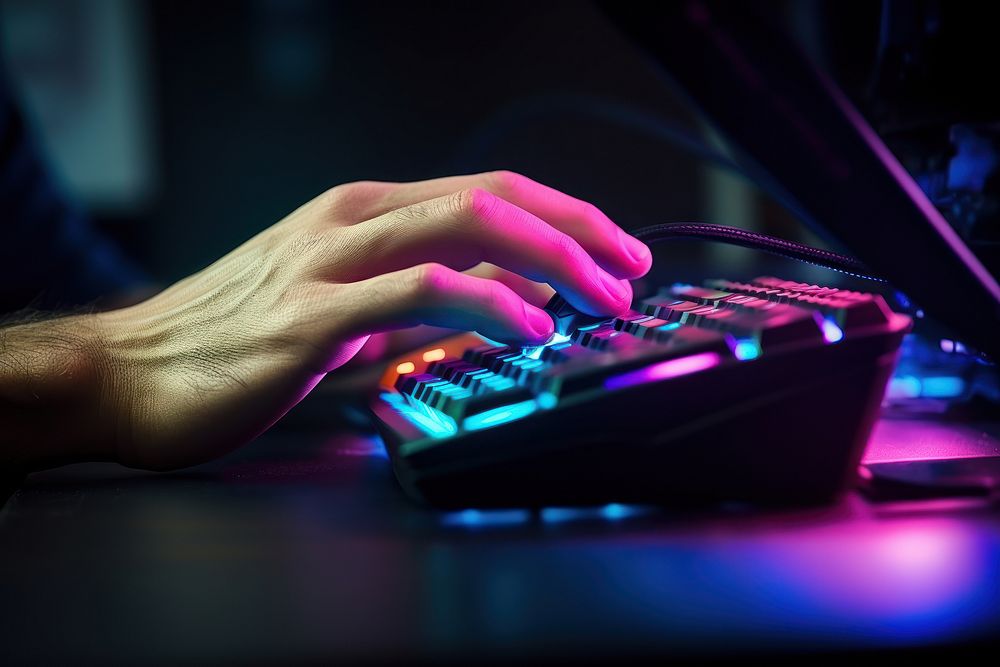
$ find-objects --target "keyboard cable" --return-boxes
[632,223,886,283]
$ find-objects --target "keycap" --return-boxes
[704,278,892,333]
[640,297,711,322]
[543,294,612,335]
[462,385,536,418]
[462,344,507,367]
[531,325,731,397]
[611,311,653,334]
[395,372,439,397]
[423,383,474,417]
[540,341,603,365]
[573,324,623,350]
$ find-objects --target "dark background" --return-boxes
[2,0,850,290]
[5,0,997,293]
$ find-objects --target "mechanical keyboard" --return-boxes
[370,277,912,508]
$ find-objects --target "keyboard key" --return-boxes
[640,297,709,321]
[531,325,731,397]
[462,344,504,367]
[574,324,621,350]
[704,278,892,334]
[394,372,439,397]
[462,385,536,418]
[543,294,611,335]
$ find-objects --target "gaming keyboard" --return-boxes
[370,277,912,508]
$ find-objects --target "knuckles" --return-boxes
[321,181,388,218]
[578,199,604,224]
[482,281,519,317]
[486,170,526,197]
[552,230,585,264]
[408,263,453,299]
[448,187,500,228]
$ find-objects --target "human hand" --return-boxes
[5,172,650,471]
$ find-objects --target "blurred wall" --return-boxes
[3,0,769,286]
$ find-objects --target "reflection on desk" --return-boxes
[1,416,998,663]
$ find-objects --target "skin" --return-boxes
[0,171,650,473]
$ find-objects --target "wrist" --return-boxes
[0,313,117,470]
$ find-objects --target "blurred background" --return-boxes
[0,0,834,291]
[2,0,995,298]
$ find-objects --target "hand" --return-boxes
[3,171,650,471]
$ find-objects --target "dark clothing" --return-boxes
[1,66,145,495]
[0,67,145,313]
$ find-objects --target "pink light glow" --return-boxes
[604,352,722,390]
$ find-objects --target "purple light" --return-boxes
[604,352,722,390]
[829,79,1000,301]
[820,318,844,343]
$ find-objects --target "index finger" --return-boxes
[361,171,652,280]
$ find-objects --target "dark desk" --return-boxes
[2,396,999,663]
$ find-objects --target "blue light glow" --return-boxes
[372,438,390,459]
[921,376,965,399]
[601,503,647,520]
[523,346,544,360]
[887,375,966,400]
[536,391,558,409]
[577,322,604,332]
[406,410,457,438]
[441,508,532,527]
[380,392,457,439]
[463,399,538,431]
[540,506,601,523]
[732,338,761,361]
[657,322,682,332]
[887,376,922,399]
[820,317,844,344]
[522,332,572,360]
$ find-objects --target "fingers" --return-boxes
[335,263,556,345]
[357,171,651,279]
[336,187,632,316]
[463,262,555,308]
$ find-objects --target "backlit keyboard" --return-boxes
[370,277,911,508]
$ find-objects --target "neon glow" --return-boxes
[603,352,722,390]
[422,347,446,362]
[540,506,599,523]
[732,338,761,361]
[395,361,415,374]
[536,391,557,409]
[523,332,572,360]
[523,347,544,361]
[887,376,922,399]
[540,504,654,523]
[601,503,648,520]
[886,375,965,400]
[380,392,457,439]
[463,399,538,431]
[657,322,682,332]
[921,376,965,399]
[441,508,531,527]
[820,317,844,343]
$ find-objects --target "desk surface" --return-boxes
[2,397,999,663]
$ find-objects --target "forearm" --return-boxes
[0,314,114,472]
